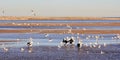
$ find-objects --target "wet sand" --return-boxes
[0,45,120,60]
[0,40,20,42]
[0,22,120,34]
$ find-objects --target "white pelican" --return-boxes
[77,37,83,48]
[27,37,33,47]
[69,37,75,45]
[62,38,69,46]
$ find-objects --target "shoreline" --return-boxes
[0,16,120,20]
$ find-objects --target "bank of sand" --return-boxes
[0,22,120,34]
[0,16,120,20]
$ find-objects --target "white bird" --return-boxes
[103,43,107,47]
[3,47,8,52]
[98,45,101,48]
[101,51,105,54]
[58,42,64,48]
[48,38,53,42]
[27,37,33,47]
[77,37,83,48]
[95,35,99,44]
[89,43,93,48]
[27,42,33,47]
[20,48,24,52]
[45,34,49,38]
[77,42,83,48]
[69,37,75,45]
[93,44,96,48]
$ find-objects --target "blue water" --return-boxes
[0,26,119,30]
[0,20,120,23]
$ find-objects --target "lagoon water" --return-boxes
[0,20,120,48]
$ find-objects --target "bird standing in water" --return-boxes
[27,37,33,47]
[69,37,75,45]
[77,37,83,48]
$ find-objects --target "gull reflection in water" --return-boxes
[28,47,33,53]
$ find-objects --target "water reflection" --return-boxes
[28,47,33,53]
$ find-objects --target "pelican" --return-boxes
[27,37,33,47]
[27,42,33,47]
[77,42,83,48]
[77,37,83,48]
[69,37,75,45]
[62,38,69,46]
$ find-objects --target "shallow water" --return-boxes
[0,20,120,48]
[0,26,120,30]
[0,20,120,23]
[0,33,120,48]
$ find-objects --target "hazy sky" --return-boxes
[0,0,120,17]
